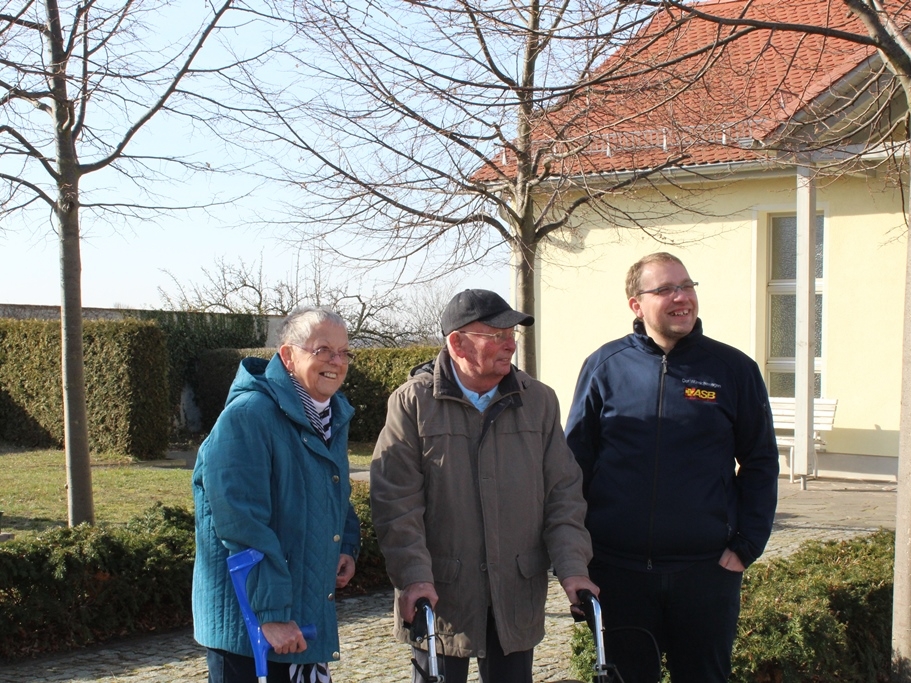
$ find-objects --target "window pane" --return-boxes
[771,216,796,280]
[769,372,794,397]
[768,372,821,398]
[815,217,825,278]
[814,294,822,357]
[770,294,795,357]
[770,214,824,280]
[769,293,822,358]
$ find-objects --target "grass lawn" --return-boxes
[0,441,376,541]
[347,440,374,470]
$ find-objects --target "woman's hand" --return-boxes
[261,621,307,654]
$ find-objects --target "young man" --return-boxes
[566,253,779,683]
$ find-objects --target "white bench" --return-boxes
[769,397,837,483]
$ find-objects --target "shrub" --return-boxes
[340,480,388,596]
[0,319,170,458]
[193,347,272,431]
[569,530,895,683]
[133,310,268,423]
[343,347,440,441]
[0,504,195,661]
[732,530,893,682]
[0,488,390,661]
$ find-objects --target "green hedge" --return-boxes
[0,319,170,458]
[193,346,440,442]
[193,347,272,433]
[1,489,896,675]
[570,530,895,683]
[0,504,195,660]
[346,480,387,595]
[133,310,267,421]
[0,484,389,662]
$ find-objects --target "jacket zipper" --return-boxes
[646,355,668,571]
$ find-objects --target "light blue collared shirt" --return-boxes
[450,359,497,412]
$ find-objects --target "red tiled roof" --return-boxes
[477,0,881,181]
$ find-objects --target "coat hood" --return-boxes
[227,354,354,435]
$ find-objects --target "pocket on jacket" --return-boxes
[432,557,462,584]
[513,548,549,626]
[516,548,550,578]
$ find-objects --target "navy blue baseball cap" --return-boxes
[441,289,534,336]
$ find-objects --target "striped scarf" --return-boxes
[289,375,332,441]
[290,662,332,682]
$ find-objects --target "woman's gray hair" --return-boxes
[279,306,347,347]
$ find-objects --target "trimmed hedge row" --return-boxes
[132,310,268,419]
[192,346,440,442]
[0,319,170,458]
[0,484,389,662]
[0,314,269,458]
[0,504,195,660]
[570,530,895,683]
[0,488,896,676]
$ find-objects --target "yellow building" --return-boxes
[537,170,905,481]
[525,0,908,481]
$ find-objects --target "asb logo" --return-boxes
[685,387,717,402]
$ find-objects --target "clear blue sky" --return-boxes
[0,3,511,311]
[0,88,513,311]
[0,213,510,310]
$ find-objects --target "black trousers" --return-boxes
[410,609,534,683]
[206,648,331,683]
[589,559,742,683]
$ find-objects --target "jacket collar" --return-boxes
[419,347,522,403]
[251,353,354,434]
[631,317,704,355]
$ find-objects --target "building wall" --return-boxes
[536,170,906,477]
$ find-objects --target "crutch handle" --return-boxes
[227,548,318,682]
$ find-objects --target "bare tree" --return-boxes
[159,255,301,316]
[213,0,746,375]
[638,1,911,678]
[159,254,456,347]
[0,0,280,525]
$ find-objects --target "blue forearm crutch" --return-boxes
[227,548,318,683]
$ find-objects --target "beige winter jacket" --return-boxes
[370,348,592,657]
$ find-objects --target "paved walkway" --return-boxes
[0,478,896,683]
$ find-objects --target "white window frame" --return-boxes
[766,213,825,398]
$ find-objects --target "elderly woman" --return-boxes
[192,306,360,683]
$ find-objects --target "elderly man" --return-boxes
[566,253,779,683]
[370,289,597,683]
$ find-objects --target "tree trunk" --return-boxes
[58,177,94,527]
[44,0,94,526]
[513,238,538,377]
[892,172,911,681]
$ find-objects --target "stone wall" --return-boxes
[0,304,283,347]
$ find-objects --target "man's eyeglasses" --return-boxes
[458,329,516,344]
[636,282,698,298]
[290,344,356,364]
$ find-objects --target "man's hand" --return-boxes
[561,575,600,617]
[261,621,307,655]
[336,553,356,589]
[398,581,438,623]
[719,548,746,572]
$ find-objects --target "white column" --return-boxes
[795,166,816,490]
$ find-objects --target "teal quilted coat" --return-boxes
[192,353,360,664]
